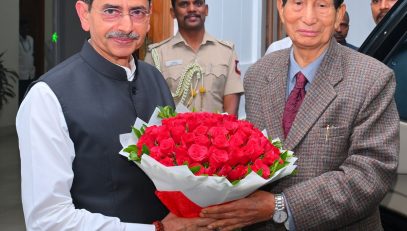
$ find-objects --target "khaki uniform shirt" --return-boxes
[145,32,244,113]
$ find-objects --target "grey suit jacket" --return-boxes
[244,40,399,231]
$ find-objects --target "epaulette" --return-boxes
[147,37,172,51]
[217,39,235,49]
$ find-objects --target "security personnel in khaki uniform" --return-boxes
[144,0,243,115]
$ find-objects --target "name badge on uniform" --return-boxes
[165,59,183,67]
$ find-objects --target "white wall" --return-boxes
[204,0,265,118]
[345,0,376,47]
[0,0,19,130]
[205,0,264,74]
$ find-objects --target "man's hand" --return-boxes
[200,191,275,231]
[161,213,216,231]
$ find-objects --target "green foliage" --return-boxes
[270,151,291,176]
[189,165,201,174]
[158,106,177,119]
[231,180,240,186]
[0,52,18,110]
[272,139,283,149]
[131,124,147,139]
[124,145,141,163]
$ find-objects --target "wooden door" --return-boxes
[265,0,284,51]
[139,1,174,59]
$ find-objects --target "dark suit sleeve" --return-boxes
[284,69,399,230]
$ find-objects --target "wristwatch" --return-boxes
[272,194,288,224]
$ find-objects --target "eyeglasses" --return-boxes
[97,8,150,23]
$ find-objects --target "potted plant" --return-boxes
[0,51,18,110]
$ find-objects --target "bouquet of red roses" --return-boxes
[119,105,297,218]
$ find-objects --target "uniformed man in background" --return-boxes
[145,0,243,115]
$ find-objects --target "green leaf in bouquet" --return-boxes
[270,160,280,176]
[274,161,290,173]
[140,124,147,134]
[269,151,291,176]
[123,145,138,154]
[158,106,177,119]
[142,144,150,155]
[132,126,143,139]
[272,139,283,149]
[129,151,141,163]
[245,165,253,177]
[256,169,263,177]
[189,165,201,174]
[231,180,241,185]
[280,151,288,161]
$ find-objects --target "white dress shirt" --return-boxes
[265,37,293,55]
[16,58,156,231]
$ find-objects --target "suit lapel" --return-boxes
[285,41,344,150]
[261,50,290,141]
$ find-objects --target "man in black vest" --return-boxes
[16,0,213,230]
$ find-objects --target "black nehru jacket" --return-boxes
[34,41,174,223]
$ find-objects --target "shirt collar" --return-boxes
[116,57,136,82]
[88,39,136,82]
[289,48,327,84]
[172,31,216,47]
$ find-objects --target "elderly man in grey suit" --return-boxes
[200,0,399,230]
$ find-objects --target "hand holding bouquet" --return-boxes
[119,105,297,217]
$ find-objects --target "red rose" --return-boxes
[160,157,175,167]
[170,125,186,144]
[186,117,200,131]
[217,164,232,177]
[159,138,175,155]
[145,125,160,138]
[208,147,229,169]
[208,127,229,138]
[224,120,239,133]
[193,125,209,136]
[137,135,155,155]
[190,162,205,175]
[227,165,248,181]
[194,135,211,147]
[204,166,217,176]
[262,146,280,165]
[212,135,229,149]
[157,126,171,140]
[229,131,246,148]
[228,148,248,166]
[245,137,263,160]
[181,133,195,146]
[252,159,270,179]
[238,121,255,135]
[149,146,162,160]
[188,144,209,162]
[175,146,190,165]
